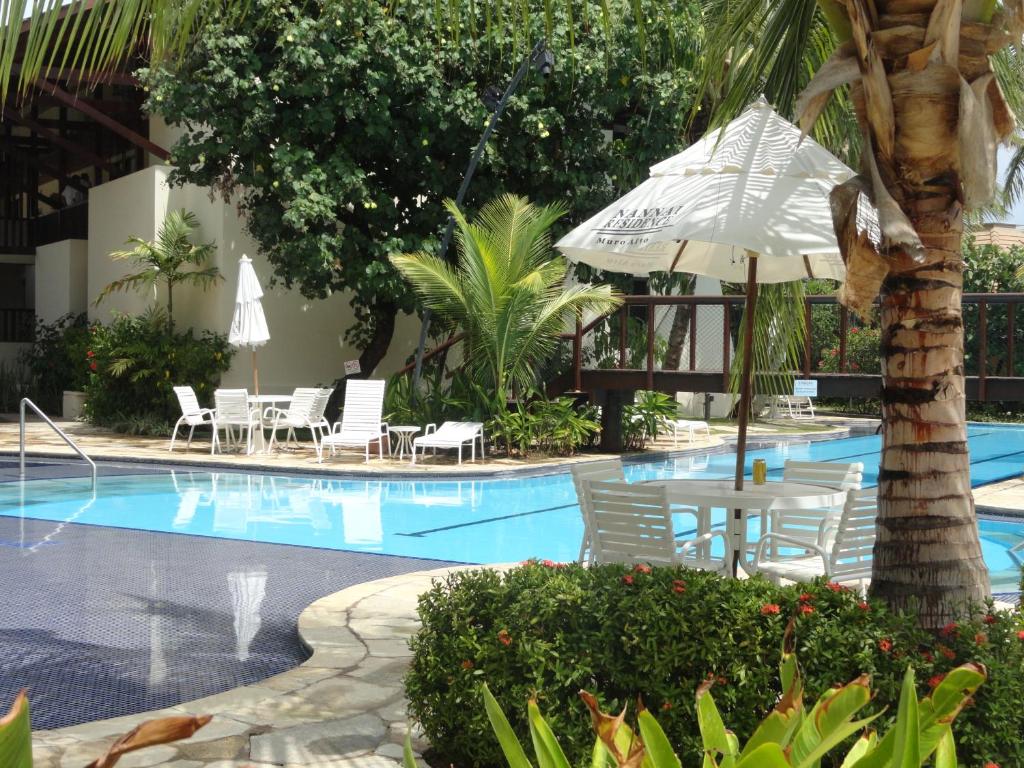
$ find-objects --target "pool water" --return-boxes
[3,425,1024,592]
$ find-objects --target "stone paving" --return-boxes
[31,566,467,768]
[974,476,1024,515]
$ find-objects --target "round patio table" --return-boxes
[641,479,849,576]
[388,426,421,461]
[247,394,293,454]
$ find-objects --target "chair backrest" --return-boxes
[783,460,863,490]
[340,379,386,433]
[587,480,676,566]
[174,386,202,416]
[311,388,333,422]
[288,387,320,419]
[570,459,625,563]
[215,389,251,423]
[829,489,878,581]
[435,421,483,438]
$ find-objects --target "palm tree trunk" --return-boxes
[662,304,691,371]
[872,183,989,626]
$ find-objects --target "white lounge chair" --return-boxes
[320,379,388,463]
[778,395,815,420]
[665,418,711,446]
[214,389,258,454]
[587,480,729,573]
[265,387,333,458]
[752,488,877,587]
[570,459,626,564]
[170,386,218,453]
[411,421,485,465]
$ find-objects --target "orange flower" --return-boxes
[938,644,956,660]
[798,592,814,603]
[497,629,511,646]
[461,659,474,670]
[984,614,997,625]
[622,574,634,585]
[857,601,870,611]
[975,633,988,646]
[985,762,1001,768]
[660,701,672,711]
[878,638,893,653]
[1017,630,1024,641]
[672,579,686,594]
[921,650,934,663]
[799,604,815,615]
[633,563,652,574]
[760,603,780,615]
[825,582,843,592]
[939,622,958,638]
[928,674,946,689]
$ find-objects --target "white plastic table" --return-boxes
[641,479,848,576]
[389,426,421,461]
[247,394,293,454]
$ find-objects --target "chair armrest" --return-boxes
[425,423,437,435]
[753,533,828,570]
[264,406,287,421]
[677,529,728,558]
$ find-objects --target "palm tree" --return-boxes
[698,0,1022,627]
[95,208,221,331]
[390,195,622,404]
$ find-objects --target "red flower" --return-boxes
[622,574,634,585]
[798,592,814,603]
[89,361,97,371]
[716,675,728,685]
[857,601,870,611]
[86,350,94,358]
[672,579,686,594]
[825,582,843,593]
[939,622,958,638]
[984,614,997,625]
[633,563,652,574]
[938,644,956,660]
[661,701,672,711]
[928,674,946,689]
[1016,630,1024,641]
[799,604,815,615]
[540,559,556,568]
[921,651,934,663]
[497,629,511,646]
[850,326,859,334]
[878,638,893,653]
[760,603,781,615]
[975,633,988,646]
[984,762,1001,768]
[461,659,474,670]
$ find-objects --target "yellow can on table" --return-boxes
[752,458,767,485]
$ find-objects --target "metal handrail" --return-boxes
[19,397,97,487]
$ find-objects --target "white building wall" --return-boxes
[35,239,89,324]
[84,165,420,394]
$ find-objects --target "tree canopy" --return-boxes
[144,0,704,372]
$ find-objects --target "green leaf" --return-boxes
[527,698,572,768]
[891,667,920,768]
[696,682,737,768]
[637,710,681,768]
[839,732,877,768]
[0,691,33,768]
[482,684,534,768]
[933,727,957,768]
[734,743,792,768]
[403,730,418,768]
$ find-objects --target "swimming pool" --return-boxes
[3,424,1024,592]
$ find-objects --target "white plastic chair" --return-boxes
[587,480,729,573]
[320,379,388,463]
[764,460,864,551]
[170,386,218,453]
[411,421,485,465]
[265,387,331,457]
[570,459,625,564]
[779,395,815,420]
[666,418,711,446]
[214,389,258,454]
[752,489,877,587]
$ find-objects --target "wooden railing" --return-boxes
[0,308,34,343]
[0,217,33,254]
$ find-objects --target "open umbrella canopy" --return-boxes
[556,98,860,282]
[228,255,270,349]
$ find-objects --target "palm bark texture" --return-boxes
[797,0,1020,626]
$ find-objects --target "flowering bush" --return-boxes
[83,310,233,433]
[406,563,1024,768]
[817,324,882,374]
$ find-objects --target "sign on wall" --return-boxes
[344,359,361,376]
[793,379,818,397]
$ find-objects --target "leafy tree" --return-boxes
[142,0,703,383]
[390,194,621,403]
[95,209,221,331]
[697,1,1024,626]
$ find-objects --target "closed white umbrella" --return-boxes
[228,255,270,395]
[557,98,873,496]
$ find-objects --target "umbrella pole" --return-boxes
[731,254,758,576]
[252,349,260,396]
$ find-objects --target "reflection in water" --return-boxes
[316,480,382,547]
[228,570,267,661]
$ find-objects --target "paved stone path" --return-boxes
[31,566,466,768]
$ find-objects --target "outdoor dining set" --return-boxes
[169,379,486,465]
[570,458,875,585]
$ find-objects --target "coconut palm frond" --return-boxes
[729,280,807,403]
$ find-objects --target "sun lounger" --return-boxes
[411,421,485,465]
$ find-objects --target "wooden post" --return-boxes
[646,303,655,391]
[618,305,627,369]
[978,300,987,401]
[1009,303,1016,376]
[804,299,812,377]
[573,317,583,391]
[839,304,848,373]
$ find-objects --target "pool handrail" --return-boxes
[19,397,97,488]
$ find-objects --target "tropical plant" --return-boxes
[697,0,1024,627]
[0,359,31,413]
[391,195,621,404]
[0,690,211,768]
[622,390,678,449]
[488,395,601,456]
[471,650,986,768]
[406,563,1024,768]
[18,313,93,412]
[84,308,233,432]
[94,209,220,331]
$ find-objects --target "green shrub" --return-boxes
[488,396,600,457]
[83,309,233,433]
[405,563,1024,768]
[817,325,881,374]
[18,313,93,412]
[622,390,678,449]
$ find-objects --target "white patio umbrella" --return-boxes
[557,98,870,492]
[228,254,270,395]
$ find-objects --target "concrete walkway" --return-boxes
[31,566,464,768]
